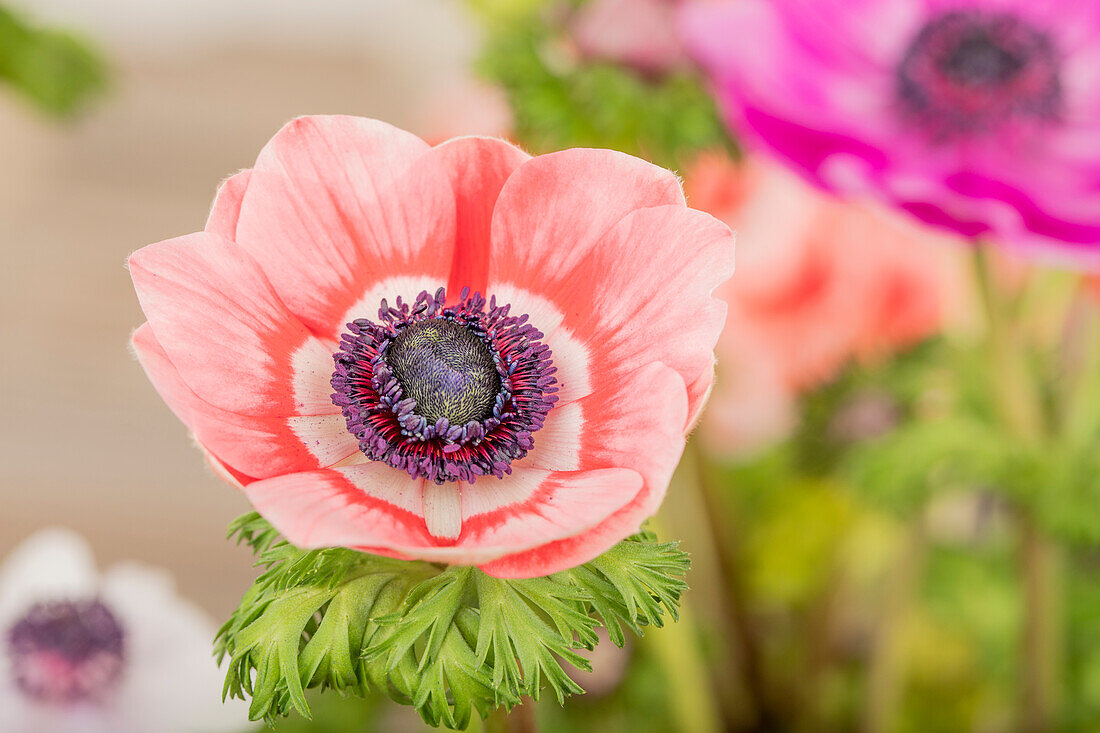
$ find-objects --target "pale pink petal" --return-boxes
[700,321,798,457]
[421,136,531,297]
[542,205,734,429]
[204,170,251,240]
[493,201,731,429]
[459,468,643,555]
[132,323,343,480]
[359,468,643,566]
[129,232,335,416]
[572,0,690,75]
[487,284,594,405]
[520,400,584,471]
[488,148,686,294]
[234,118,456,339]
[572,361,689,487]
[243,464,434,550]
[253,114,429,182]
[479,362,689,577]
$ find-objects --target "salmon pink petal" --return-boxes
[495,202,733,428]
[479,362,689,577]
[233,116,456,338]
[132,324,354,480]
[423,136,531,297]
[129,231,334,416]
[253,114,429,182]
[447,468,644,563]
[243,463,435,550]
[476,488,654,578]
[490,149,686,284]
[205,170,252,240]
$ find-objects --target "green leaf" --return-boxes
[561,532,690,647]
[217,513,691,729]
[0,6,106,116]
[472,572,595,702]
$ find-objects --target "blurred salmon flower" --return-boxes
[129,116,734,578]
[685,152,958,403]
[0,530,247,733]
[680,0,1100,264]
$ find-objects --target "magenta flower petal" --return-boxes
[130,117,734,577]
[679,0,1100,263]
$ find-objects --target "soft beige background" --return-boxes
[0,0,484,618]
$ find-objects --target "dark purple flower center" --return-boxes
[896,10,1061,135]
[6,599,126,704]
[331,287,557,484]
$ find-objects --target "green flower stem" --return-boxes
[972,245,1062,732]
[645,515,724,733]
[971,246,1045,442]
[676,439,765,729]
[862,519,927,733]
[1019,509,1063,733]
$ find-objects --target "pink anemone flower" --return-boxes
[129,116,733,578]
[678,0,1100,264]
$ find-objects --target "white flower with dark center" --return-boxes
[0,529,250,733]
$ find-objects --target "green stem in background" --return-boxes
[862,519,927,733]
[971,245,1062,732]
[678,439,768,729]
[638,515,725,733]
[1019,511,1063,733]
[971,245,1044,442]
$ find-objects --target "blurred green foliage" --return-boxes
[0,4,106,116]
[469,0,733,170]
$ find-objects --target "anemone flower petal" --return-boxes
[234,154,457,341]
[100,564,248,732]
[132,323,358,479]
[129,232,336,417]
[204,169,251,240]
[0,530,97,628]
[479,361,689,577]
[426,136,531,297]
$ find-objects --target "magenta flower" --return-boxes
[129,116,733,578]
[678,0,1100,262]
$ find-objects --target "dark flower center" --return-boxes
[386,319,502,426]
[331,288,557,484]
[6,599,126,703]
[896,10,1061,136]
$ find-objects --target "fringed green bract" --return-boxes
[216,514,690,729]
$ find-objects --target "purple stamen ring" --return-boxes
[331,287,558,484]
